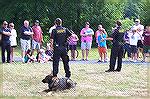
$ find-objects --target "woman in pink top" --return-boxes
[80,22,94,61]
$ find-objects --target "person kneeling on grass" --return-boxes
[24,49,35,63]
[36,49,51,63]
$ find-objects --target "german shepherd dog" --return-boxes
[42,74,76,92]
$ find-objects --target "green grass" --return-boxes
[0,47,149,98]
[1,61,149,97]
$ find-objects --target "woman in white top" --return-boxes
[9,22,17,62]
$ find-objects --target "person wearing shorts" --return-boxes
[80,22,94,61]
[9,22,17,62]
[131,19,144,59]
[31,20,43,55]
[68,30,79,60]
[129,28,140,62]
[20,20,33,62]
[95,25,108,62]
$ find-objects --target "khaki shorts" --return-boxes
[20,39,31,51]
[81,42,92,50]
[32,40,41,50]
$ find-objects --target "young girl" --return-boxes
[45,43,53,60]
[67,30,79,60]
[37,49,51,63]
[24,49,35,63]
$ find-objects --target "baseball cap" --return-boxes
[85,22,90,25]
[135,19,140,22]
[35,20,40,23]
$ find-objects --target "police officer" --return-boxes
[105,20,124,72]
[50,18,72,78]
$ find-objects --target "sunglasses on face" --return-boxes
[9,25,14,27]
[4,24,8,25]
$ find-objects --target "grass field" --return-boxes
[0,48,150,98]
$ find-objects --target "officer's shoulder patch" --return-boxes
[57,28,66,34]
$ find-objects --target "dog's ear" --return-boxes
[42,75,53,83]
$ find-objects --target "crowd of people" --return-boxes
[0,19,150,64]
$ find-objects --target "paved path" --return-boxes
[1,56,149,66]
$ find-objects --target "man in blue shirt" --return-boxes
[20,20,33,62]
[1,21,12,63]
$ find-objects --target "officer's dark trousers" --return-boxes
[109,45,123,71]
[53,46,71,78]
[1,43,11,63]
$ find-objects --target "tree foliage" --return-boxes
[0,0,150,46]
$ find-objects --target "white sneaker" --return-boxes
[22,58,25,63]
[133,60,137,62]
[105,57,109,62]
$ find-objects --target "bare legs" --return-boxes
[10,47,14,62]
[71,50,75,60]
[82,49,89,60]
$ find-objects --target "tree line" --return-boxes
[0,0,150,47]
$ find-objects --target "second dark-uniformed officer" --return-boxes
[50,18,72,78]
[105,20,124,72]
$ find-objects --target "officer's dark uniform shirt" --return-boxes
[20,26,32,40]
[110,26,124,47]
[51,26,72,47]
[1,27,11,44]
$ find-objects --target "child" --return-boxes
[24,49,35,63]
[97,30,107,62]
[45,43,53,60]
[37,49,51,63]
[67,30,79,60]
